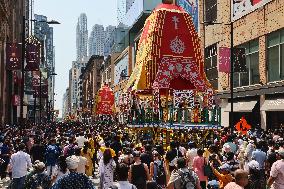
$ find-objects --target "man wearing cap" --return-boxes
[24,161,51,189]
[267,149,284,189]
[210,163,233,189]
[51,155,95,189]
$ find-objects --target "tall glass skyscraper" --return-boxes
[76,13,88,61]
[89,24,105,56]
[117,0,127,24]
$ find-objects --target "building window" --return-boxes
[267,29,284,82]
[205,44,218,90]
[205,0,217,23]
[234,39,259,87]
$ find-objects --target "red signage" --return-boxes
[12,95,20,106]
[6,43,21,70]
[25,43,40,71]
[96,84,115,115]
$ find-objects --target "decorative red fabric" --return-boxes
[96,85,115,115]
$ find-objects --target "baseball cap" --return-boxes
[247,160,260,170]
[219,163,231,171]
[33,161,45,170]
[66,155,80,170]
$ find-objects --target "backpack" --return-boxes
[30,173,51,189]
[46,145,59,162]
[169,149,179,167]
[154,161,166,186]
[178,169,196,189]
[66,144,76,157]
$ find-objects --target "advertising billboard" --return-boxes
[232,0,273,21]
[177,0,199,32]
[114,53,129,85]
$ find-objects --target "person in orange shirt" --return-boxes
[210,163,233,189]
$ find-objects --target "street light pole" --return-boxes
[230,22,234,134]
[202,1,234,133]
[20,16,26,125]
[39,71,42,124]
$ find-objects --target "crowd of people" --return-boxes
[0,121,283,189]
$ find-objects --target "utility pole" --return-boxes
[39,71,42,123]
[20,16,25,125]
[230,22,234,134]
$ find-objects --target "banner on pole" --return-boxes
[32,71,40,87]
[12,95,20,106]
[25,43,40,71]
[33,85,48,98]
[41,85,48,98]
[219,47,231,73]
[6,43,22,70]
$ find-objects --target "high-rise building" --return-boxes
[76,13,88,61]
[105,25,116,40]
[62,88,69,119]
[104,25,116,57]
[0,0,29,124]
[126,0,135,12]
[34,14,55,115]
[69,59,87,117]
[89,24,105,56]
[117,0,126,24]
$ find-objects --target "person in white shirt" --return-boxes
[75,148,88,174]
[9,143,32,189]
[76,132,88,148]
[186,142,197,168]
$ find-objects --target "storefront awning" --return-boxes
[260,99,284,111]
[223,101,257,112]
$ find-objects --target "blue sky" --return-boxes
[34,0,118,117]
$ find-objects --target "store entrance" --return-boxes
[266,111,284,130]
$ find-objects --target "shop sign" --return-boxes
[232,0,273,21]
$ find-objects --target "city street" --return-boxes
[0,0,284,189]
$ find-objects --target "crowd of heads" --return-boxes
[0,121,283,188]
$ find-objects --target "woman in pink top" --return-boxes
[193,149,207,189]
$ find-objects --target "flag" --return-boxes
[33,85,48,98]
[6,43,21,70]
[12,95,20,106]
[25,43,40,71]
[219,47,231,73]
[32,71,40,87]
[33,86,40,97]
[233,48,246,72]
[41,85,48,98]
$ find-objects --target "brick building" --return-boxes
[0,0,29,124]
[81,55,104,122]
[199,0,284,129]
